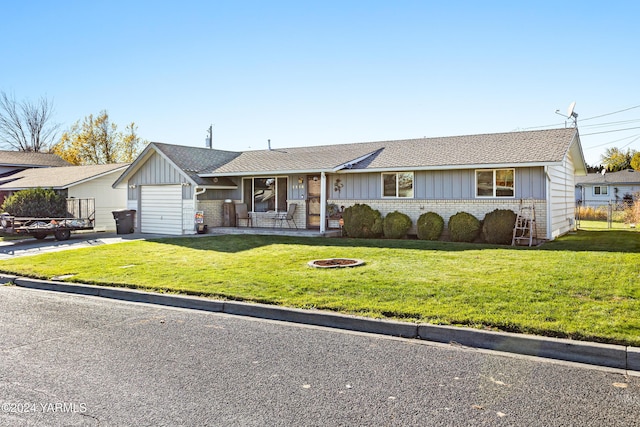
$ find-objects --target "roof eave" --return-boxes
[112,144,157,188]
[334,161,562,173]
[112,143,197,188]
[0,163,54,168]
[576,180,640,186]
[568,130,588,176]
[195,184,238,190]
[199,168,333,177]
[0,185,66,191]
[202,162,562,176]
[65,165,130,189]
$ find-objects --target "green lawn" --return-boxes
[1,230,639,346]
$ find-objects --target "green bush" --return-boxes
[1,188,67,218]
[383,211,412,239]
[342,203,383,238]
[416,212,444,240]
[448,211,481,242]
[482,209,517,245]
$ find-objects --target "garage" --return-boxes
[140,185,183,235]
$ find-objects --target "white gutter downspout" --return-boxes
[194,187,207,206]
[320,172,327,233]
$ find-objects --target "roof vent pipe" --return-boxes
[268,139,271,150]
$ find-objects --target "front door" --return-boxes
[306,175,321,229]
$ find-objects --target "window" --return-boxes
[476,169,515,198]
[243,177,288,212]
[382,172,414,198]
[594,186,608,195]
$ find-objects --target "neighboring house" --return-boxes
[0,164,129,231]
[0,151,71,204]
[0,150,70,174]
[113,128,586,240]
[575,169,640,208]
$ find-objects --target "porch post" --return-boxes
[320,172,327,233]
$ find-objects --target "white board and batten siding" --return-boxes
[127,151,198,235]
[140,185,184,235]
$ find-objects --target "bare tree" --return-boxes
[0,91,60,152]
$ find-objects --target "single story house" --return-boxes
[113,128,586,241]
[0,163,129,231]
[575,169,640,208]
[0,150,71,204]
[0,150,71,175]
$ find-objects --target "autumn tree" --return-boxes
[600,147,636,172]
[0,91,60,152]
[51,111,145,165]
[631,152,640,171]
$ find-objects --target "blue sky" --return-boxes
[2,1,639,166]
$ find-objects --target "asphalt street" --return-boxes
[1,285,639,426]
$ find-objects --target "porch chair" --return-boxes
[275,204,298,229]
[235,203,252,227]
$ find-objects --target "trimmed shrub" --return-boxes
[383,211,412,239]
[448,211,481,242]
[342,203,383,238]
[1,188,67,217]
[482,209,517,245]
[416,212,444,240]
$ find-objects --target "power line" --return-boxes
[584,133,640,150]
[580,104,640,122]
[620,135,640,149]
[581,126,640,136]
[523,104,640,131]
[520,122,566,130]
[579,118,640,129]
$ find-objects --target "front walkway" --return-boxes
[208,226,342,238]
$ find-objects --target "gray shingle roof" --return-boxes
[0,163,128,189]
[0,150,71,167]
[210,143,385,174]
[153,143,240,186]
[205,128,579,175]
[575,169,640,185]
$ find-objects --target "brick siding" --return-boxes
[330,199,547,240]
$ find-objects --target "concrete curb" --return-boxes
[2,274,638,372]
[224,300,418,338]
[418,324,629,370]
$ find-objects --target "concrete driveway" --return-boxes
[0,231,172,260]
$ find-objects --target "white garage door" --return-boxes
[141,185,183,235]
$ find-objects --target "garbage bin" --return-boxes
[112,209,136,234]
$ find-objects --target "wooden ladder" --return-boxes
[511,200,537,247]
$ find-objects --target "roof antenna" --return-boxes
[205,125,213,149]
[555,102,578,128]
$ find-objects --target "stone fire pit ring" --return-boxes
[307,258,365,268]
